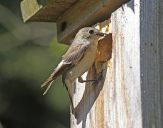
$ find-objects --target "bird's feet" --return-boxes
[92,68,106,85]
[78,76,96,83]
[78,69,104,86]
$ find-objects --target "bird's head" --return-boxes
[75,27,107,42]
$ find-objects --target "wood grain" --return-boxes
[109,1,142,127]
[159,0,163,126]
[107,0,162,127]
[140,0,161,127]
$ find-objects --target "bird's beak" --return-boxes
[96,32,108,37]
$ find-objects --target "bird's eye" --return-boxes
[89,30,94,34]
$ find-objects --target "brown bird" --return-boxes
[41,27,107,106]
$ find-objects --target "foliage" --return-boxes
[0,1,69,128]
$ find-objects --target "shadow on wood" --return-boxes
[74,64,107,125]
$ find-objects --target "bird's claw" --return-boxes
[91,69,104,86]
[78,76,96,83]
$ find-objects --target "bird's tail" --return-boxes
[41,61,70,95]
[41,71,57,95]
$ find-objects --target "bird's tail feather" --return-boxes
[41,75,54,88]
[42,80,54,95]
[41,73,56,95]
[41,61,69,95]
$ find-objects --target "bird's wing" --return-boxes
[62,43,89,65]
[41,43,88,95]
[41,61,71,95]
[41,61,70,86]
[61,43,89,109]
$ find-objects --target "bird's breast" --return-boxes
[66,43,97,81]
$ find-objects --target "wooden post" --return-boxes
[160,0,163,127]
[70,0,162,127]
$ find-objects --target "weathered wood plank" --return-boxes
[159,0,163,126]
[56,0,129,44]
[140,0,161,127]
[108,1,142,127]
[20,0,78,22]
[107,0,162,127]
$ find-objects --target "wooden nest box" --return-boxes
[20,0,163,128]
[20,0,128,44]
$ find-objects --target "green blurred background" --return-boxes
[0,0,70,128]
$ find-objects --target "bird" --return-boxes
[41,27,107,107]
